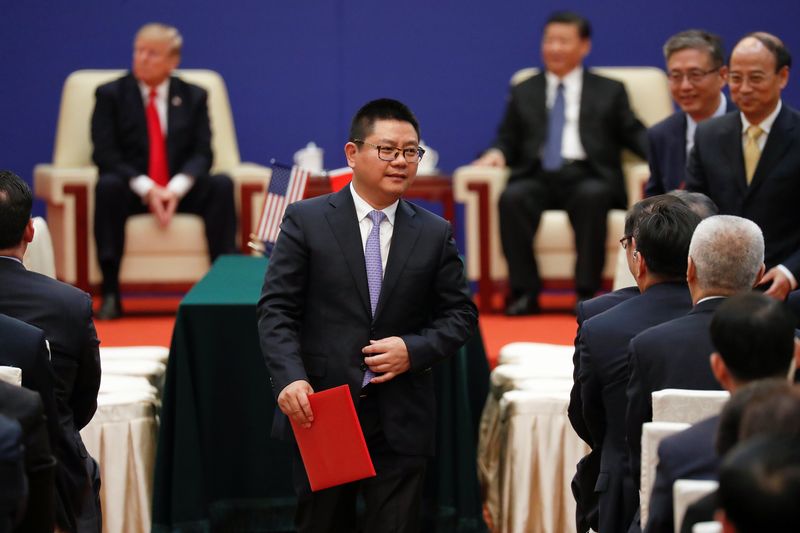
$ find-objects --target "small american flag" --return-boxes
[250,162,310,256]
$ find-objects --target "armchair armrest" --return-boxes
[453,165,510,310]
[623,161,650,208]
[33,164,99,288]
[228,162,272,254]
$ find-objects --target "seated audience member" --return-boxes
[626,215,765,491]
[0,315,61,467]
[473,11,647,315]
[569,195,663,532]
[91,22,237,319]
[680,381,800,532]
[0,381,56,532]
[570,195,700,533]
[645,30,734,196]
[716,435,800,533]
[687,32,800,305]
[645,293,799,533]
[0,170,101,533]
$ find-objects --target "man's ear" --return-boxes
[752,263,766,288]
[687,256,696,284]
[344,142,358,169]
[711,352,733,391]
[23,218,34,244]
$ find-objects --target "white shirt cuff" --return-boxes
[167,173,194,199]
[130,175,155,199]
[777,264,798,290]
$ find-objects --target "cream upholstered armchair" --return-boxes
[34,69,270,292]
[453,67,673,310]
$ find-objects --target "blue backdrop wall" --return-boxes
[3,0,800,216]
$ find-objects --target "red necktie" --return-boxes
[146,88,170,187]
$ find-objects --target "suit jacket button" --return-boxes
[360,363,368,371]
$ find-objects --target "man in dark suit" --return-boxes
[0,170,101,533]
[687,32,800,305]
[0,382,57,533]
[645,292,799,533]
[258,99,478,533]
[625,215,765,496]
[473,11,647,315]
[645,30,734,196]
[91,22,236,319]
[569,195,700,533]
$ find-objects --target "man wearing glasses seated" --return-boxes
[645,30,735,196]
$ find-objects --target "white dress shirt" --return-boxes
[686,92,728,156]
[130,78,194,200]
[544,66,587,161]
[350,183,398,276]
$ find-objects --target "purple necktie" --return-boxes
[363,210,386,387]
[542,83,565,171]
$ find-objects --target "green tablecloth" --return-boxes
[152,255,489,532]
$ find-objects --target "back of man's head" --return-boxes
[716,378,791,456]
[666,189,718,219]
[349,98,420,142]
[689,215,764,294]
[633,195,702,278]
[718,435,800,533]
[0,170,32,249]
[710,292,796,383]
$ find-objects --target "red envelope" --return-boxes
[289,384,376,491]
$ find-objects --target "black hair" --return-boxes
[0,170,32,249]
[348,98,420,142]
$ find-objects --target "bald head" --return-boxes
[729,32,791,124]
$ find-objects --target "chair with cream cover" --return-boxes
[453,67,673,310]
[640,421,692,528]
[673,479,719,533]
[651,389,730,425]
[34,69,271,292]
[22,217,57,279]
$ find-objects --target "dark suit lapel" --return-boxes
[123,74,148,156]
[166,76,186,173]
[578,71,595,146]
[717,115,748,194]
[324,188,371,317]
[748,106,795,196]
[374,199,421,320]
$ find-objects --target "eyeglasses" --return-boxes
[352,140,425,163]
[619,235,632,250]
[667,68,720,85]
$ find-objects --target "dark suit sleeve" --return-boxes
[644,129,665,197]
[613,84,648,160]
[400,223,478,372]
[491,87,525,166]
[70,293,101,430]
[684,143,707,194]
[577,324,606,450]
[257,204,312,396]
[25,329,62,451]
[178,87,213,179]
[569,318,593,446]
[626,337,650,490]
[91,84,141,179]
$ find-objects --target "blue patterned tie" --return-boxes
[363,210,386,387]
[542,83,565,171]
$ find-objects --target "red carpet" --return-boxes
[93,294,579,368]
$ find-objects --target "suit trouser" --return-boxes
[499,164,613,297]
[291,391,427,533]
[94,172,237,295]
